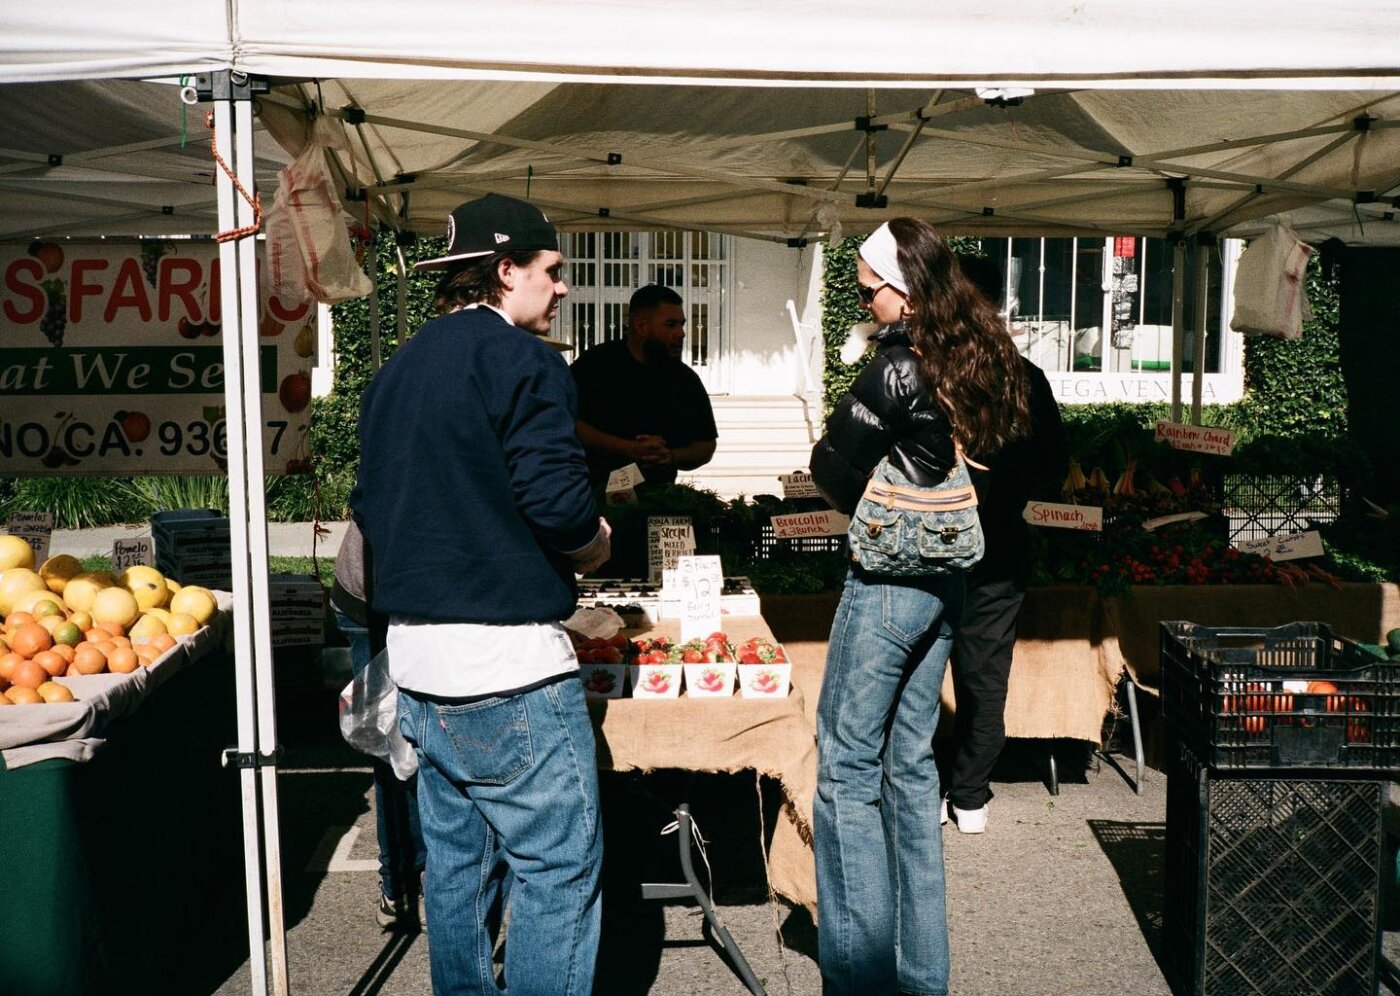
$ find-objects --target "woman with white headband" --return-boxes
[809,218,1032,996]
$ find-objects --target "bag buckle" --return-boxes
[867,522,883,538]
[940,526,959,544]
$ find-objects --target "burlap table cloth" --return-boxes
[587,614,818,913]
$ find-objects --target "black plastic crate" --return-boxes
[1161,621,1400,772]
[1164,741,1384,996]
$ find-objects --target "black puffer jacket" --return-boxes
[810,324,955,515]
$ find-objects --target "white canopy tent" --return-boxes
[4,6,1400,994]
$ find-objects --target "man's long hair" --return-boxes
[887,217,1031,459]
[432,250,540,314]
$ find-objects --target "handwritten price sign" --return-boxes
[1235,530,1325,562]
[1155,421,1236,457]
[771,510,850,539]
[778,471,822,500]
[1022,501,1103,532]
[7,510,53,565]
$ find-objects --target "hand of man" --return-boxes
[571,517,613,575]
[632,434,672,467]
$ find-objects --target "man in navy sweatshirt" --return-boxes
[352,193,610,996]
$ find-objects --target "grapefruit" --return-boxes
[6,686,43,705]
[118,566,169,610]
[0,536,35,571]
[63,574,110,613]
[0,569,47,615]
[165,612,199,637]
[38,554,83,594]
[90,588,140,630]
[169,586,217,626]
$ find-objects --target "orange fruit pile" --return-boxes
[0,606,179,706]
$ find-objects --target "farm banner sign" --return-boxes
[0,241,314,476]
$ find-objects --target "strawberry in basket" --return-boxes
[631,635,672,665]
[735,637,787,665]
[672,635,735,664]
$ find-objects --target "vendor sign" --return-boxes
[1236,530,1325,562]
[605,462,644,505]
[672,554,723,642]
[771,509,850,539]
[1154,421,1236,457]
[0,241,315,476]
[779,471,822,500]
[647,516,695,583]
[112,536,155,571]
[1023,501,1104,532]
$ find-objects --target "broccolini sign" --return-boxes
[0,241,317,476]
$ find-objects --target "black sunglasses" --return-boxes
[856,280,890,304]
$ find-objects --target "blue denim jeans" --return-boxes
[814,567,963,996]
[334,609,427,902]
[398,676,603,996]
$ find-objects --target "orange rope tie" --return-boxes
[206,111,263,243]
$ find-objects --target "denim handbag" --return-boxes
[847,454,984,577]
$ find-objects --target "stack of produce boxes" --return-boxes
[1159,621,1397,996]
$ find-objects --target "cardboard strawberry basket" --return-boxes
[1160,621,1400,772]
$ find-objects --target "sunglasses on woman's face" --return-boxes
[856,280,889,304]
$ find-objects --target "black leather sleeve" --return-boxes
[810,354,901,514]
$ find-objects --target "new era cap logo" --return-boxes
[494,232,510,244]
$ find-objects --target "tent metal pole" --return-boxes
[233,89,292,996]
[211,91,272,996]
[395,246,408,352]
[1170,240,1186,424]
[1195,130,1358,233]
[1190,240,1211,425]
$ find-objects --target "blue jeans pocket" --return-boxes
[432,697,534,786]
[880,583,933,646]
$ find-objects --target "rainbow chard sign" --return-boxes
[1,241,315,476]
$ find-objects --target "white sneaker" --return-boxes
[951,804,988,834]
[940,799,949,826]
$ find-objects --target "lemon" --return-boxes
[0,536,35,572]
[39,554,83,594]
[169,586,217,627]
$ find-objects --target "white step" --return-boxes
[688,394,822,498]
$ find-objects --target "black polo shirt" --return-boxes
[570,338,718,487]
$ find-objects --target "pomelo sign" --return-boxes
[0,241,315,476]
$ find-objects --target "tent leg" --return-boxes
[1190,239,1211,425]
[210,71,290,996]
[1170,240,1186,424]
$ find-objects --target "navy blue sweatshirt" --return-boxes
[350,307,599,624]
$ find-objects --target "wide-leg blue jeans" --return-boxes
[399,676,602,996]
[814,567,963,996]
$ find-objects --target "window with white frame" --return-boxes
[978,236,1234,376]
[553,231,729,379]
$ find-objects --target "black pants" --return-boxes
[946,571,1026,811]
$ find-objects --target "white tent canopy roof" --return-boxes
[4,77,1399,245]
[3,2,1400,244]
[6,0,1400,87]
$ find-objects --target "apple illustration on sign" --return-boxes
[114,410,151,443]
[279,372,312,413]
[28,240,64,274]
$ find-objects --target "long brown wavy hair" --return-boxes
[887,217,1031,458]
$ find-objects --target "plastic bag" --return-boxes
[277,117,373,305]
[1230,222,1313,339]
[263,181,309,304]
[338,648,418,780]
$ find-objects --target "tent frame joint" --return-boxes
[853,116,888,134]
[855,192,888,208]
[222,746,284,770]
[194,70,269,103]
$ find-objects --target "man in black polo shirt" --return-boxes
[570,284,718,488]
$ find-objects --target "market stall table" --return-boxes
[0,601,241,996]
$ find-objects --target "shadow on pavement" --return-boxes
[1088,819,1168,976]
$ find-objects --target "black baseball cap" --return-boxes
[413,193,558,270]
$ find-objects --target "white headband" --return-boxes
[857,223,909,297]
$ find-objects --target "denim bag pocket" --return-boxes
[850,501,903,559]
[432,696,534,786]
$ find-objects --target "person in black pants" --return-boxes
[943,257,1067,834]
